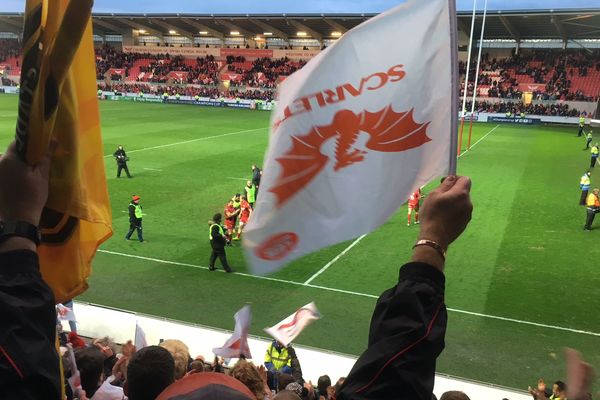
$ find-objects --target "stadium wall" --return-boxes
[121,45,320,60]
[64,302,531,400]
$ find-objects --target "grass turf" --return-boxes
[0,94,599,391]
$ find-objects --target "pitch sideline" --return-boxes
[97,249,600,338]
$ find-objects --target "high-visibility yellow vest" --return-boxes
[232,197,241,209]
[587,193,599,207]
[134,204,143,219]
[581,174,591,189]
[245,185,256,203]
[580,116,586,126]
[264,343,291,371]
[209,224,224,240]
[592,146,599,156]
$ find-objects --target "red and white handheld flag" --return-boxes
[66,344,83,397]
[212,305,252,359]
[265,302,321,346]
[56,303,76,322]
[243,0,458,274]
[135,322,148,349]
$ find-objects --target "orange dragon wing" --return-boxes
[269,128,330,207]
[361,106,431,152]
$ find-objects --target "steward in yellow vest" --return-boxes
[126,195,144,242]
[208,213,233,272]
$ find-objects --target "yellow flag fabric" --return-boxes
[16,0,112,303]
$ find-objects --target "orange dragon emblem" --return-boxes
[270,105,431,207]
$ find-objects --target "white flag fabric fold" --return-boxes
[265,302,321,346]
[243,0,457,275]
[135,322,148,349]
[212,305,253,359]
[56,303,76,322]
[66,344,83,396]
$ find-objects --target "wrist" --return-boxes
[411,242,445,272]
[0,236,37,253]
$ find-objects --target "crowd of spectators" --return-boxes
[0,38,20,64]
[460,50,600,101]
[59,326,351,400]
[465,99,583,117]
[98,82,275,101]
[137,55,219,85]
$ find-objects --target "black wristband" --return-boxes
[0,221,42,245]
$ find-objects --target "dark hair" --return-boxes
[440,391,471,400]
[241,195,247,200]
[213,213,222,223]
[75,347,104,398]
[554,381,567,392]
[127,346,175,400]
[317,375,331,396]
[277,373,296,392]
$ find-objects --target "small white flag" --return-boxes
[243,0,458,275]
[56,303,76,322]
[213,305,252,359]
[66,344,83,397]
[265,302,321,346]
[135,322,148,349]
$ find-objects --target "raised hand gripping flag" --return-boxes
[16,0,112,302]
[56,303,76,322]
[243,0,458,274]
[213,305,253,359]
[265,302,321,347]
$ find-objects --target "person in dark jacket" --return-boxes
[337,175,473,400]
[208,213,233,273]
[113,145,132,178]
[126,195,144,242]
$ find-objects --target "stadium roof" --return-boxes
[0,9,599,41]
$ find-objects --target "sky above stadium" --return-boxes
[1,0,599,13]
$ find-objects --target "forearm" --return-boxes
[0,249,61,399]
[338,261,446,400]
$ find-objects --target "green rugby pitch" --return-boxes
[1,94,598,391]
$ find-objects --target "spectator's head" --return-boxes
[334,377,345,394]
[212,213,222,224]
[157,372,254,400]
[440,391,471,400]
[317,375,331,395]
[277,373,296,392]
[230,359,265,400]
[274,390,301,400]
[440,390,471,400]
[553,381,567,397]
[160,339,191,380]
[75,347,105,398]
[126,345,175,400]
[189,357,206,374]
[537,378,547,392]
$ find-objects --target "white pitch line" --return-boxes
[303,234,367,285]
[103,126,267,158]
[459,124,500,157]
[96,249,600,338]
[227,177,249,181]
[143,167,163,172]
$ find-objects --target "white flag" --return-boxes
[212,305,252,359]
[66,344,83,397]
[265,302,321,346]
[243,0,458,275]
[135,322,148,349]
[56,303,77,322]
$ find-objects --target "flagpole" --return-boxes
[458,0,477,157]
[448,0,459,175]
[467,0,488,150]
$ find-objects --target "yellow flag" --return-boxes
[16,0,113,303]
